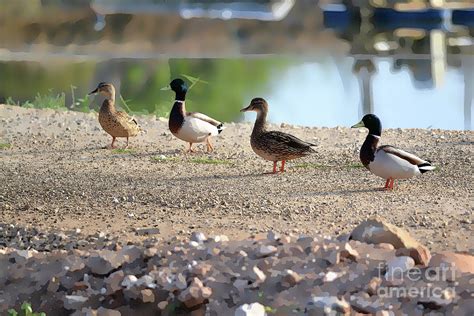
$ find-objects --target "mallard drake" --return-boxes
[163,78,224,153]
[89,82,140,149]
[240,98,316,174]
[351,114,435,190]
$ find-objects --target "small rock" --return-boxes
[178,277,212,308]
[213,235,229,242]
[97,307,121,316]
[340,243,359,261]
[192,263,212,276]
[105,270,125,293]
[63,295,88,310]
[267,231,280,242]
[121,275,138,289]
[135,227,160,236]
[141,289,155,303]
[366,277,382,296]
[307,296,350,315]
[258,245,277,257]
[323,271,341,282]
[385,256,415,283]
[191,232,207,243]
[281,269,302,287]
[251,266,266,283]
[235,302,266,316]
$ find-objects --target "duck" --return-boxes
[163,78,224,152]
[351,114,435,190]
[240,97,316,174]
[89,82,140,149]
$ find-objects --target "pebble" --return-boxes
[235,302,266,316]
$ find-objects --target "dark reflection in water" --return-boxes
[0,1,472,130]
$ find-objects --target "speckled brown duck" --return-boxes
[351,114,435,190]
[89,82,140,149]
[240,98,316,174]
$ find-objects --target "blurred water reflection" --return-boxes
[0,1,472,130]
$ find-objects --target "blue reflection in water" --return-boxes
[243,58,470,130]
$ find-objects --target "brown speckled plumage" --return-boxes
[89,82,140,148]
[242,98,315,164]
[99,99,140,138]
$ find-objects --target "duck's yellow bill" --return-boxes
[351,120,365,128]
[160,85,171,91]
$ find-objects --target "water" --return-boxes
[0,1,473,130]
[1,56,472,130]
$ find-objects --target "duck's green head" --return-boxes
[240,97,268,114]
[352,114,382,136]
[161,78,188,93]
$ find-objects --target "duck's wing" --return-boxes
[116,111,140,131]
[187,112,222,127]
[264,131,316,149]
[377,145,426,165]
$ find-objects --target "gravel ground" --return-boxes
[1,228,473,315]
[0,104,473,252]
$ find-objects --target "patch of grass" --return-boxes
[292,162,328,169]
[264,306,277,314]
[151,155,178,163]
[8,302,45,316]
[32,91,66,109]
[7,91,65,110]
[112,148,135,154]
[190,157,232,165]
[0,143,11,150]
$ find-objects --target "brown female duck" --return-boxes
[241,98,316,174]
[89,82,140,148]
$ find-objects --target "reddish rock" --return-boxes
[281,269,303,287]
[178,278,212,308]
[340,243,359,262]
[350,218,431,266]
[429,252,474,274]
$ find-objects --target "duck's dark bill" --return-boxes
[240,105,251,112]
[351,121,365,128]
[88,88,98,95]
[160,85,171,91]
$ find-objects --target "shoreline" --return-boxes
[0,104,473,253]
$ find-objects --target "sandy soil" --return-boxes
[0,104,472,252]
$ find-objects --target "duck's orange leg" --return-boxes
[384,178,394,190]
[264,161,278,174]
[280,160,286,173]
[124,137,129,149]
[186,142,196,153]
[206,138,214,153]
[110,136,117,149]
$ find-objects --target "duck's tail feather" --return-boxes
[418,162,436,173]
[217,123,225,134]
